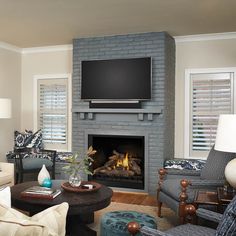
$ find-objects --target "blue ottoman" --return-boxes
[100,211,157,236]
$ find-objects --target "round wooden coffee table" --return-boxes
[11,180,113,236]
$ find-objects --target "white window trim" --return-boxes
[33,73,72,152]
[184,67,236,160]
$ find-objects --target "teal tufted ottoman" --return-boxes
[100,211,157,236]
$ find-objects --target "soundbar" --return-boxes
[89,101,141,109]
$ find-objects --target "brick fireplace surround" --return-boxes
[72,32,175,195]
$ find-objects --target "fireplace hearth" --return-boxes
[88,135,145,189]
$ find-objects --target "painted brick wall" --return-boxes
[72,32,175,195]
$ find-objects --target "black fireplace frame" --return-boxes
[88,134,145,190]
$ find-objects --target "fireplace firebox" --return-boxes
[88,134,145,189]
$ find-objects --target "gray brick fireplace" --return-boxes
[72,32,175,195]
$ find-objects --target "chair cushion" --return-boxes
[0,172,12,186]
[165,223,215,236]
[200,145,235,180]
[161,178,195,203]
[216,195,236,235]
[22,158,53,170]
[0,202,68,236]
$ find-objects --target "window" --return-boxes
[36,76,70,151]
[185,69,236,159]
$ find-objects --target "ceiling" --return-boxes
[1,0,236,48]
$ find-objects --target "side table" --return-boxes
[194,190,219,207]
[217,187,236,212]
[185,190,219,224]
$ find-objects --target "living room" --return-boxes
[1,1,236,235]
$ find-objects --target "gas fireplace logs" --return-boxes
[94,150,141,177]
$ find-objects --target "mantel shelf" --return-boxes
[72,108,162,121]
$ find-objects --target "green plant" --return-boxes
[62,146,97,176]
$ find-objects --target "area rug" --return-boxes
[88,202,178,235]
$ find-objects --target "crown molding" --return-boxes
[21,44,73,54]
[174,32,236,43]
[0,42,21,53]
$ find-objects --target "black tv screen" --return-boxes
[81,57,151,100]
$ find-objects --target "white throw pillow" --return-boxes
[0,186,11,207]
[0,202,69,236]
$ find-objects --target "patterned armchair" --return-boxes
[128,195,236,235]
[7,130,56,183]
[157,145,235,223]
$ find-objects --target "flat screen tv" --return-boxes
[81,57,151,101]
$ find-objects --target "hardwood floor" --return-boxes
[112,191,157,207]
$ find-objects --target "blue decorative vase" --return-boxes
[42,178,52,188]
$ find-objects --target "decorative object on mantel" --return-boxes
[61,181,101,193]
[62,146,97,187]
[38,164,50,186]
[215,114,236,190]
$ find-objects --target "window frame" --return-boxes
[33,74,72,152]
[184,68,236,160]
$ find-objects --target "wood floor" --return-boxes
[112,191,157,207]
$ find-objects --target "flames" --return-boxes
[115,153,129,170]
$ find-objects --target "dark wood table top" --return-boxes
[11,180,113,215]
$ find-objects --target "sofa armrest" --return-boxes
[0,162,14,186]
[196,208,222,223]
[127,223,171,236]
[189,179,224,188]
[140,226,171,236]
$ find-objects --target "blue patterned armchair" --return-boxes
[157,146,235,223]
[7,130,56,183]
[128,195,236,236]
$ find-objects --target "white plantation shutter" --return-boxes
[38,78,68,150]
[190,72,234,157]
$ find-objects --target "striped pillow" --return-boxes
[0,202,68,236]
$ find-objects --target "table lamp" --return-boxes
[0,98,12,119]
[215,114,236,189]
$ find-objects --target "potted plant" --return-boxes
[62,146,96,187]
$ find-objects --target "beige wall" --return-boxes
[175,38,236,159]
[21,50,72,131]
[0,48,21,161]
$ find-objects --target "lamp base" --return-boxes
[225,158,236,190]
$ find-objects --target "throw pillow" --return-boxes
[216,195,236,235]
[0,202,68,236]
[14,129,43,150]
[0,187,11,207]
[200,145,235,180]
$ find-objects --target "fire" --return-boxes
[115,153,129,170]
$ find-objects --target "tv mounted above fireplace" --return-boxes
[81,57,151,108]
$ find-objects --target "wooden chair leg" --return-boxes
[157,201,162,217]
[179,179,190,224]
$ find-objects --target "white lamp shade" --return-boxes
[0,98,11,119]
[215,114,236,153]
